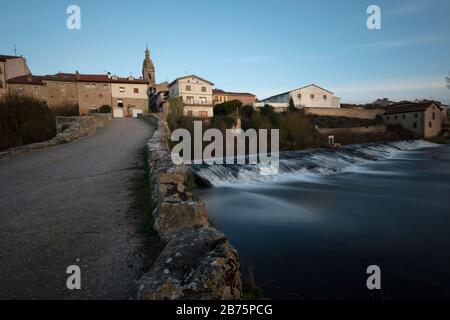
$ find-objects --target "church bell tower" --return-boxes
[142,45,155,86]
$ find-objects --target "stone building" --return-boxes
[255,84,341,111]
[168,75,214,118]
[383,101,442,138]
[5,48,153,117]
[149,82,170,114]
[213,89,256,106]
[0,55,31,96]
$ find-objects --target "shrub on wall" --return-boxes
[0,92,56,151]
[52,100,80,117]
[214,100,242,116]
[99,105,112,114]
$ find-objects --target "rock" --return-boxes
[139,226,242,300]
[153,202,209,240]
[191,171,213,188]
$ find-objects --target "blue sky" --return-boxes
[1,0,449,103]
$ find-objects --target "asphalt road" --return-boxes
[0,118,157,299]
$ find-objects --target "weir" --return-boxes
[191,140,436,187]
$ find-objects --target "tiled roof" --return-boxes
[7,73,149,85]
[384,102,442,115]
[7,75,45,85]
[0,55,22,62]
[213,89,255,97]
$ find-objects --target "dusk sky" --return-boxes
[1,0,449,103]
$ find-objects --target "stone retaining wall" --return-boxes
[317,125,387,135]
[304,107,384,119]
[0,114,112,158]
[138,114,243,300]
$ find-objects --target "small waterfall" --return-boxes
[190,140,437,187]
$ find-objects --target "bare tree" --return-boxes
[447,72,450,89]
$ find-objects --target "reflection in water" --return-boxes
[198,143,450,299]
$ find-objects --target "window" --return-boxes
[201,86,207,92]
[323,95,327,100]
[432,112,435,120]
[99,94,103,98]
[186,96,194,103]
[90,106,98,113]
[414,113,418,118]
[34,86,40,92]
[92,83,96,88]
[0,66,2,74]
[186,85,191,91]
[85,83,90,88]
[310,94,315,99]
[386,116,390,120]
[0,80,3,89]
[394,115,398,120]
[297,94,302,100]
[117,99,124,107]
[198,111,208,118]
[134,88,139,93]
[402,114,406,119]
[187,111,193,117]
[429,121,432,128]
[119,87,125,93]
[104,84,108,89]
[200,97,207,104]
[413,122,417,129]
[18,87,23,91]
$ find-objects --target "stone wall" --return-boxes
[317,125,387,135]
[0,114,111,158]
[138,114,243,300]
[304,107,384,119]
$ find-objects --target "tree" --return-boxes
[446,72,450,89]
[213,100,242,116]
[288,98,298,112]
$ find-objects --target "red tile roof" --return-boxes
[7,73,149,85]
[6,75,45,85]
[384,101,442,115]
[213,89,255,97]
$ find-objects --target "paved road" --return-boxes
[0,118,157,299]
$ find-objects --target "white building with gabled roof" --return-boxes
[256,84,341,111]
[168,75,214,118]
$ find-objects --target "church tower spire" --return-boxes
[142,45,155,86]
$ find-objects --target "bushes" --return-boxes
[214,100,242,116]
[167,98,184,131]
[98,105,112,114]
[52,101,79,117]
[0,92,56,151]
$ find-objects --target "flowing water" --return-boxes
[193,140,450,299]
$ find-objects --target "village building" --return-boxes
[213,89,256,106]
[0,55,31,96]
[168,75,214,118]
[149,82,169,114]
[4,48,154,117]
[255,84,341,111]
[383,101,442,138]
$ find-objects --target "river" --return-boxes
[194,141,450,299]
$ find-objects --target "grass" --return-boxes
[135,148,157,235]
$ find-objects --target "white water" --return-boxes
[191,140,437,187]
